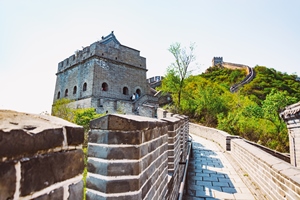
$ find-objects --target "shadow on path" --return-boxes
[183,141,237,200]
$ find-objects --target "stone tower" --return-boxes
[212,57,223,66]
[53,32,157,115]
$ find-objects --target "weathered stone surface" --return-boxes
[87,175,139,193]
[0,110,82,133]
[0,161,16,200]
[68,180,83,200]
[65,126,84,145]
[88,144,141,159]
[88,136,167,161]
[88,158,140,176]
[33,187,64,200]
[86,190,141,200]
[0,110,83,161]
[88,129,143,145]
[20,150,84,196]
[0,129,64,160]
[90,114,166,131]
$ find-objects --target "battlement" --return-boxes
[57,32,146,74]
[212,57,249,71]
[212,56,223,66]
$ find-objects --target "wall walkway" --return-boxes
[2,108,300,200]
[184,134,255,199]
[189,122,300,200]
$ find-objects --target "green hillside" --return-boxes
[160,65,300,152]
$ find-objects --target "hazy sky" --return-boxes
[1,0,299,114]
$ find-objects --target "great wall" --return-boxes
[212,57,255,93]
[1,106,300,199]
[1,33,300,199]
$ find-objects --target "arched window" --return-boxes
[102,82,108,91]
[57,91,60,99]
[136,89,141,96]
[83,82,87,91]
[123,87,129,95]
[73,86,77,95]
[65,89,68,97]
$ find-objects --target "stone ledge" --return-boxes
[88,126,166,145]
[0,129,64,161]
[20,150,84,196]
[87,141,167,176]
[0,110,84,161]
[90,114,167,131]
[88,135,166,160]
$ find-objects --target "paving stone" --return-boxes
[212,181,229,187]
[213,191,235,199]
[203,176,218,182]
[237,187,252,194]
[222,187,237,193]
[188,184,204,191]
[233,193,256,200]
[195,181,212,187]
[195,173,209,177]
[186,134,255,200]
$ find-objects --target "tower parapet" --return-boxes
[56,31,146,74]
[212,57,223,66]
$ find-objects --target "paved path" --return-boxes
[183,134,256,200]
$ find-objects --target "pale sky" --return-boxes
[1,0,299,114]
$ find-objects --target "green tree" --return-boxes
[52,98,74,122]
[52,98,103,132]
[166,42,196,110]
[73,108,103,132]
[262,89,297,132]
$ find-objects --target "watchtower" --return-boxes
[53,32,155,114]
[212,57,223,66]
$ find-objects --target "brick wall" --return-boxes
[231,139,300,200]
[86,114,169,199]
[86,112,190,199]
[0,110,84,200]
[157,109,190,200]
[189,122,300,200]
[189,123,238,151]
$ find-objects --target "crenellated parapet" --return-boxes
[86,112,190,199]
[57,32,146,75]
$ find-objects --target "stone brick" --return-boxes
[88,158,140,176]
[0,161,16,200]
[88,129,143,145]
[87,175,140,193]
[88,143,142,160]
[20,150,84,196]
[0,129,64,160]
[65,126,84,145]
[86,190,141,200]
[68,180,83,200]
[90,114,166,131]
[33,187,64,200]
